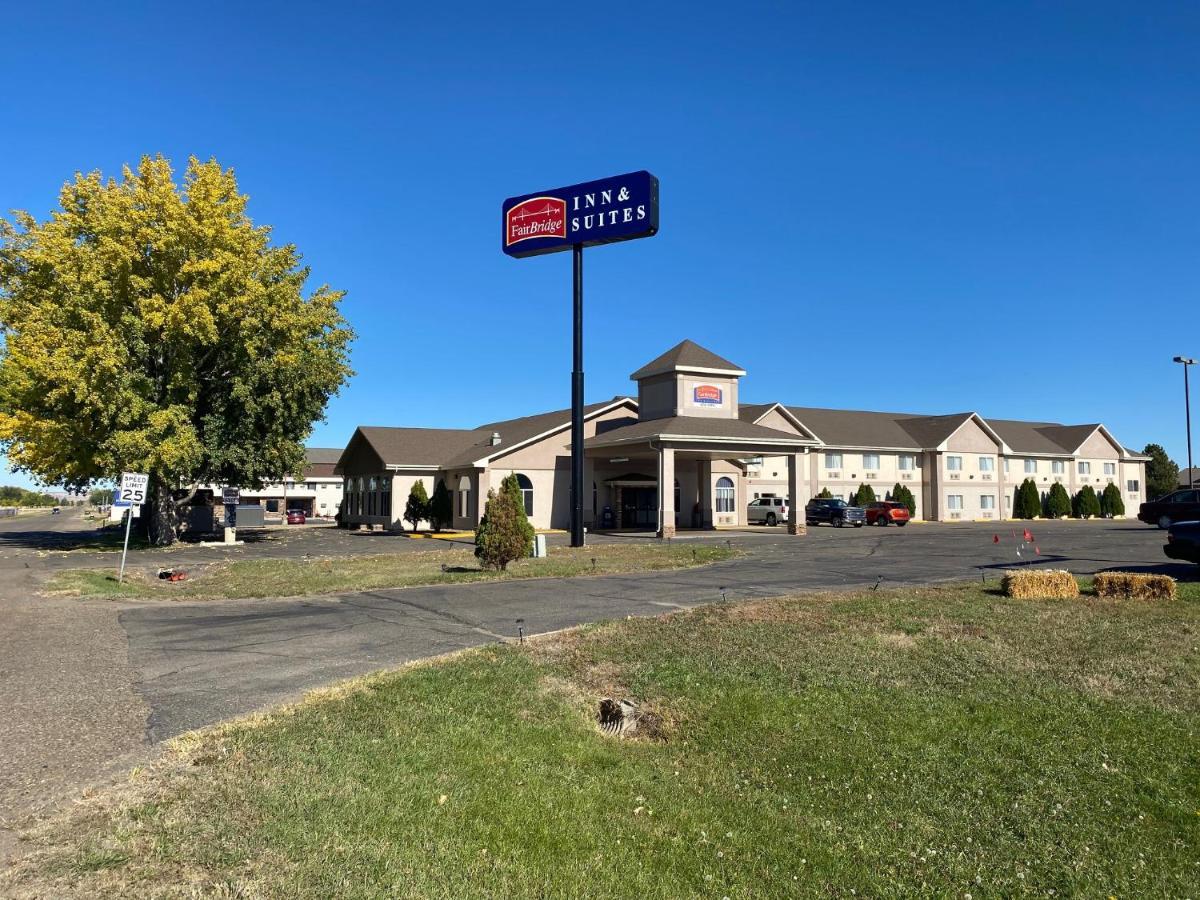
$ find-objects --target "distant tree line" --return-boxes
[0,485,62,507]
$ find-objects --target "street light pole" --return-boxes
[1174,356,1196,489]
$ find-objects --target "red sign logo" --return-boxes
[506,196,568,246]
[693,384,723,406]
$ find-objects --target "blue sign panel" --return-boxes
[502,170,659,258]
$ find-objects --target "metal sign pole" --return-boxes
[118,507,134,584]
[571,243,585,548]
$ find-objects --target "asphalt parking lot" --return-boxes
[0,512,1192,860]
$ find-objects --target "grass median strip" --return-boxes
[6,581,1198,897]
[46,543,739,601]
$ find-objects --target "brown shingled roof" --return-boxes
[343,399,638,470]
[630,340,745,380]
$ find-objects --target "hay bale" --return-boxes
[1093,572,1177,601]
[1001,569,1079,600]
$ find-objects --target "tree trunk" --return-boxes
[144,474,178,546]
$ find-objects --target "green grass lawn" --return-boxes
[7,581,1199,898]
[47,543,738,601]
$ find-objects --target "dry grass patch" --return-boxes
[1001,568,1079,600]
[46,543,740,602]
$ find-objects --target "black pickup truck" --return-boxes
[805,498,866,528]
[1139,489,1200,529]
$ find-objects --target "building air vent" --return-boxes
[490,432,501,446]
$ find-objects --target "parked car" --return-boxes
[1164,520,1200,564]
[747,496,789,526]
[286,508,307,525]
[1138,489,1200,529]
[805,498,866,528]
[864,501,910,527]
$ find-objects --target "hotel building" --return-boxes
[336,341,1147,535]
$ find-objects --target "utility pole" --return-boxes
[1174,356,1196,488]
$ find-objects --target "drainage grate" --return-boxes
[598,698,641,737]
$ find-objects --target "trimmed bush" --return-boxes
[474,474,534,571]
[1100,482,1125,518]
[428,478,452,532]
[891,482,917,516]
[1001,569,1079,600]
[1073,485,1101,518]
[1046,482,1071,519]
[1014,479,1041,519]
[816,487,833,499]
[403,480,429,533]
[1093,572,1176,601]
[853,483,876,506]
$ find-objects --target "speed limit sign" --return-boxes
[119,472,149,506]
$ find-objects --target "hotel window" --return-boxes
[979,457,994,472]
[981,495,995,510]
[1024,459,1036,474]
[516,473,534,516]
[1127,479,1140,492]
[1003,458,1010,474]
[947,495,964,511]
[824,452,842,470]
[946,456,962,471]
[1103,462,1116,476]
[863,453,880,470]
[380,478,392,518]
[715,476,735,513]
[1052,460,1065,475]
[898,454,915,471]
[457,475,471,519]
[1078,461,1091,475]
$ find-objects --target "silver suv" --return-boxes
[747,496,789,525]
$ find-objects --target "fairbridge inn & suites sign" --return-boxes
[501,171,659,258]
[501,170,660,548]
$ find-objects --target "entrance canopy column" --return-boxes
[657,446,675,539]
[697,459,714,530]
[787,452,806,535]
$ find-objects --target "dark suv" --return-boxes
[1164,520,1200,564]
[1138,489,1200,529]
[805,498,866,528]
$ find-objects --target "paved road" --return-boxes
[0,513,1191,860]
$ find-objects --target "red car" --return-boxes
[865,501,910,526]
[286,509,307,525]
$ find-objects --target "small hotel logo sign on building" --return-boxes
[693,385,723,406]
[506,196,568,247]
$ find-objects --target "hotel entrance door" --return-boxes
[620,487,657,528]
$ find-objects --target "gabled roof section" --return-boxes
[896,413,977,449]
[782,406,927,449]
[304,447,345,478]
[345,426,480,470]
[445,397,638,468]
[630,340,746,380]
[738,403,821,442]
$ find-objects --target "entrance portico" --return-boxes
[584,340,817,537]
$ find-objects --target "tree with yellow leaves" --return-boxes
[0,156,354,544]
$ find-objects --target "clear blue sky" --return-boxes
[2,1,1198,488]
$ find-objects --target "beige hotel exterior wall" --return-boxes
[747,419,1144,523]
